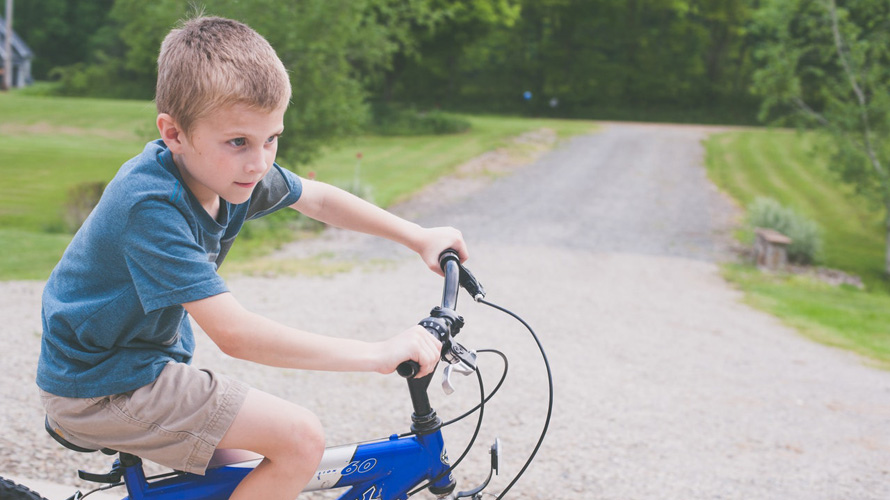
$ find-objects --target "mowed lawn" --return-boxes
[705,129,890,367]
[0,93,596,279]
[706,129,886,288]
[0,96,157,230]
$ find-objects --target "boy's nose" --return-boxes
[245,148,267,174]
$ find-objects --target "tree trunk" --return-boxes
[884,206,890,277]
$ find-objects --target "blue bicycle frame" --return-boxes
[114,428,454,500]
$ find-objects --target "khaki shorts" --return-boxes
[40,362,249,475]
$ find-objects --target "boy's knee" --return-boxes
[300,412,325,460]
[279,409,325,463]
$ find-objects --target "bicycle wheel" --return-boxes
[0,477,50,500]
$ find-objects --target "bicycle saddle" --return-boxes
[45,415,117,455]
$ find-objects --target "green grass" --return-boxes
[0,92,596,280]
[705,129,890,367]
[0,94,157,232]
[705,129,887,291]
[0,228,71,280]
[723,264,890,369]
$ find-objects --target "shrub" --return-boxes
[368,104,471,136]
[62,182,105,233]
[747,197,824,264]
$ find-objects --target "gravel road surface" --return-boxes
[2,122,888,499]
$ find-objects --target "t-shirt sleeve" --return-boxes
[123,199,228,313]
[246,164,303,220]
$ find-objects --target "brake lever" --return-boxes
[442,359,475,395]
[441,342,476,395]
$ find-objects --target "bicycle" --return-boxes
[2,250,553,500]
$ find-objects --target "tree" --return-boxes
[389,0,758,120]
[12,0,114,79]
[752,0,890,276]
[372,0,521,105]
[44,0,437,166]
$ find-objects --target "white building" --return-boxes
[0,15,33,88]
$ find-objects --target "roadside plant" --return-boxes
[748,197,824,265]
[62,181,105,233]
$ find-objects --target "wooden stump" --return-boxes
[754,228,792,270]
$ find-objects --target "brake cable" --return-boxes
[410,254,554,499]
[477,297,554,500]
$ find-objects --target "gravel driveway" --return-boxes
[2,122,888,499]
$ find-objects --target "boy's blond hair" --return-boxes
[156,16,291,135]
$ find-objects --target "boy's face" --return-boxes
[162,103,286,209]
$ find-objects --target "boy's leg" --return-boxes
[218,388,325,499]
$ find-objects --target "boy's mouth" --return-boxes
[235,181,258,189]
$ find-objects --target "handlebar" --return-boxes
[397,250,476,378]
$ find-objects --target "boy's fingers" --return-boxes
[413,326,441,377]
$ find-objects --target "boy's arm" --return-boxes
[291,179,468,273]
[183,292,442,376]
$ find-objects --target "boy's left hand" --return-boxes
[413,226,469,275]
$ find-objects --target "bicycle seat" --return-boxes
[45,415,117,455]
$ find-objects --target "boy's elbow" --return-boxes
[204,323,250,359]
[185,293,254,359]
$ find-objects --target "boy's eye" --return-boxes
[265,135,278,144]
[228,138,246,147]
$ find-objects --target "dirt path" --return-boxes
[2,123,888,499]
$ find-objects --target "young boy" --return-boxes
[37,16,467,499]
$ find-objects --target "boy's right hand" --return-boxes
[376,325,442,378]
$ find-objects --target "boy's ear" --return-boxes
[157,113,186,153]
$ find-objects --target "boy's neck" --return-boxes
[172,153,222,220]
[204,196,222,222]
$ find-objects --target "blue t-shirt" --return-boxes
[37,140,302,398]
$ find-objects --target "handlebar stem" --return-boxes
[407,373,441,434]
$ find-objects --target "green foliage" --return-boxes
[62,182,106,233]
[705,129,888,291]
[708,127,890,366]
[12,0,115,79]
[386,0,759,121]
[23,0,445,165]
[747,197,824,264]
[368,104,472,136]
[15,0,766,132]
[751,0,890,273]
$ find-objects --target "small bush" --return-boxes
[12,81,63,97]
[62,182,105,233]
[369,104,471,136]
[747,197,824,264]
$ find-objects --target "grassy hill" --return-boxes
[705,129,890,368]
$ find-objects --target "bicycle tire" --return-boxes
[0,476,50,500]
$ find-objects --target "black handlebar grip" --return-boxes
[438,249,460,271]
[397,360,420,378]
